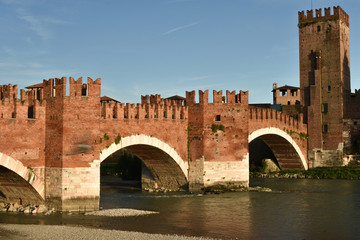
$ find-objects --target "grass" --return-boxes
[304,166,360,179]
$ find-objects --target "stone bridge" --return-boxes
[0,77,308,211]
[249,107,308,170]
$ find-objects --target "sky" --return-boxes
[1,0,360,104]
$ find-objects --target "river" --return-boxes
[1,178,360,239]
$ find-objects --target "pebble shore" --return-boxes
[0,224,214,240]
[85,208,159,217]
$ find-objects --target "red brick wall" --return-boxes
[0,86,46,168]
[299,6,350,152]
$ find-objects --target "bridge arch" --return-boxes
[249,127,308,170]
[0,152,44,203]
[100,134,189,190]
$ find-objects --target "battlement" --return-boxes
[298,6,349,28]
[249,106,304,131]
[43,77,101,99]
[0,84,18,101]
[20,88,44,102]
[141,94,185,106]
[350,89,360,103]
[0,83,46,120]
[101,100,188,121]
[0,95,44,120]
[185,90,248,105]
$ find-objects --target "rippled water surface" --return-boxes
[1,178,360,239]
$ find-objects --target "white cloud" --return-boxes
[20,15,52,40]
[163,22,199,35]
[15,8,70,41]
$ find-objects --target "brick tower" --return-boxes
[298,6,350,166]
[43,77,102,211]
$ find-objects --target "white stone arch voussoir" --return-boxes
[0,152,45,199]
[99,134,189,180]
[248,127,308,170]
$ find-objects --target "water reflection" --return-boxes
[0,179,359,239]
[248,179,360,240]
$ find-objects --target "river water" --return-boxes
[1,178,360,239]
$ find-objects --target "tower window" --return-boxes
[317,26,321,32]
[321,103,328,113]
[322,124,328,133]
[28,106,35,119]
[327,24,332,33]
[328,85,331,92]
[82,84,87,96]
[215,115,221,121]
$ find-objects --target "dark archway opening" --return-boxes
[100,149,143,192]
[249,138,280,173]
[100,144,188,194]
[99,144,188,209]
[249,133,305,172]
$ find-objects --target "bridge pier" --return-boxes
[45,163,100,212]
[188,157,249,192]
[186,90,250,192]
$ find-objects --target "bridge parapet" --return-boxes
[0,84,17,100]
[249,106,305,132]
[141,94,185,106]
[0,83,45,120]
[101,100,188,121]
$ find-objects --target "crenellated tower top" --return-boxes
[298,6,349,28]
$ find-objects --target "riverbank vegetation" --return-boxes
[251,166,360,180]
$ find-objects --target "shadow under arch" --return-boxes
[0,152,44,204]
[100,134,189,190]
[248,127,308,170]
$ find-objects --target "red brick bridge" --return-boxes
[0,77,308,211]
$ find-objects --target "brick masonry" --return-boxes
[0,79,308,210]
[6,6,360,211]
[297,6,360,166]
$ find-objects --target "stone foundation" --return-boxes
[45,161,100,211]
[308,145,345,168]
[203,159,249,191]
[188,157,205,192]
[188,155,249,192]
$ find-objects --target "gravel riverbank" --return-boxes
[85,208,158,217]
[0,224,215,240]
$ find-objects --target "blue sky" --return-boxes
[1,0,360,103]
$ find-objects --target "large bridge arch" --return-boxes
[249,127,308,170]
[100,134,189,190]
[0,152,44,204]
